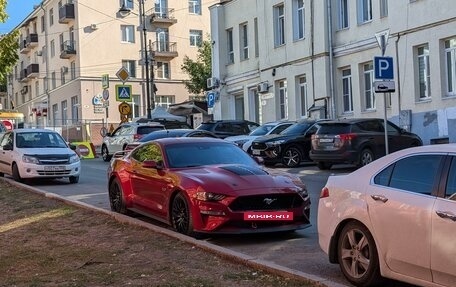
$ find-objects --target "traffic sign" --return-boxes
[115,84,132,102]
[118,102,132,115]
[101,74,109,89]
[207,92,216,108]
[374,56,394,80]
[116,67,130,83]
[374,81,395,93]
[375,29,390,56]
[102,89,109,100]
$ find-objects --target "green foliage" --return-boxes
[0,0,7,23]
[0,0,19,83]
[181,40,212,96]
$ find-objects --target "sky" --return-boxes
[0,0,40,34]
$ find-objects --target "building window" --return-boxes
[121,0,134,10]
[189,29,202,47]
[277,80,288,119]
[35,81,39,98]
[71,96,79,123]
[122,60,136,78]
[239,23,249,61]
[49,8,54,26]
[41,15,45,32]
[121,25,135,43]
[52,104,58,126]
[227,28,234,64]
[417,45,430,100]
[59,33,64,52]
[132,95,140,118]
[61,67,66,85]
[42,45,46,63]
[70,61,76,80]
[50,40,55,57]
[51,71,56,89]
[156,95,175,108]
[274,4,285,47]
[61,100,68,126]
[188,0,201,15]
[342,68,353,112]
[445,38,456,96]
[380,0,388,17]
[297,76,308,117]
[363,62,375,110]
[357,0,372,24]
[338,0,349,29]
[293,0,305,40]
[156,61,170,79]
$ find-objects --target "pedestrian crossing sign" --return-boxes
[115,84,132,102]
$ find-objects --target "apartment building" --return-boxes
[209,0,456,145]
[9,0,211,142]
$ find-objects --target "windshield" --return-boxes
[166,142,257,168]
[16,132,68,148]
[281,122,313,135]
[249,124,275,136]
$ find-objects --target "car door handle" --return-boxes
[371,194,388,203]
[436,211,456,222]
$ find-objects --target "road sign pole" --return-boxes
[384,93,389,155]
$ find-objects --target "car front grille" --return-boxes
[37,170,71,176]
[33,154,71,165]
[229,194,304,211]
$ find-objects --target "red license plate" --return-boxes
[243,211,293,221]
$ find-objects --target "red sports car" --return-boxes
[107,137,311,237]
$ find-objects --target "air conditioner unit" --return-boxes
[257,82,269,93]
[207,77,219,89]
[61,66,68,74]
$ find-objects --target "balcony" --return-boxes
[19,34,38,54]
[60,40,77,59]
[26,64,39,78]
[152,41,178,59]
[19,69,28,82]
[151,9,177,26]
[59,3,75,24]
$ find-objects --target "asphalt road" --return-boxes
[20,159,414,287]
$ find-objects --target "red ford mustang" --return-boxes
[107,137,311,237]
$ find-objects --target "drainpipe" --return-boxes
[395,34,401,114]
[40,2,50,127]
[326,0,335,119]
[310,0,315,107]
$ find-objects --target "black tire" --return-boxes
[337,221,382,287]
[358,149,374,168]
[102,145,112,162]
[12,163,23,182]
[69,176,79,184]
[282,147,302,168]
[171,193,195,236]
[317,162,332,170]
[109,178,129,214]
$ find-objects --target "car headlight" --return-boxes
[69,154,80,164]
[194,191,226,202]
[267,140,285,146]
[22,155,40,164]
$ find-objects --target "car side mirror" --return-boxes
[69,143,77,150]
[3,143,13,151]
[105,132,112,137]
[143,160,164,170]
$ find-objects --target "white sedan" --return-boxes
[0,129,81,183]
[318,144,456,287]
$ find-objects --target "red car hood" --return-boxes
[176,164,300,196]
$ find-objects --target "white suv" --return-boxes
[101,123,164,161]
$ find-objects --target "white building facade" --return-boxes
[9,0,211,143]
[210,0,456,145]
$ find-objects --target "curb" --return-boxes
[5,178,349,287]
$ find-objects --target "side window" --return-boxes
[112,127,123,136]
[305,124,318,136]
[131,143,163,163]
[272,124,289,134]
[121,126,134,135]
[374,155,444,195]
[0,133,12,147]
[385,122,400,135]
[215,123,231,133]
[445,157,456,200]
[231,124,245,134]
[358,120,382,132]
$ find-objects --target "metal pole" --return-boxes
[141,0,152,119]
[384,93,389,155]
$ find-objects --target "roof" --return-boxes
[154,137,227,145]
[13,128,58,133]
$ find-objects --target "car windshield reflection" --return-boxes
[16,132,68,149]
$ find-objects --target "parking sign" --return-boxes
[374,56,394,80]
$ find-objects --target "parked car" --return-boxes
[196,120,260,139]
[318,144,456,287]
[310,118,423,170]
[133,117,193,129]
[124,129,218,151]
[107,137,311,238]
[225,121,295,153]
[250,119,318,167]
[101,122,165,162]
[0,129,80,183]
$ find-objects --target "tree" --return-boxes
[0,0,19,84]
[181,40,212,97]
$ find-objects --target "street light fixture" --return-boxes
[119,0,153,119]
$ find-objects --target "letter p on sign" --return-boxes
[374,56,394,80]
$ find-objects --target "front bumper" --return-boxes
[18,162,81,179]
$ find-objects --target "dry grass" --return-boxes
[0,180,323,287]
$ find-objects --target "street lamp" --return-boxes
[119,0,153,119]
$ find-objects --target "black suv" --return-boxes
[196,120,260,138]
[309,118,423,170]
[250,119,318,167]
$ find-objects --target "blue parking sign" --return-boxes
[374,56,394,80]
[207,92,216,108]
